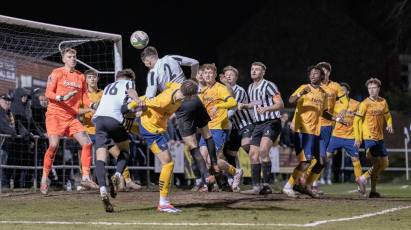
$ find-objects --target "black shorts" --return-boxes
[250,119,281,146]
[225,124,254,151]
[175,96,210,137]
[94,116,129,149]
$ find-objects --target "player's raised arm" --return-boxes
[170,55,199,79]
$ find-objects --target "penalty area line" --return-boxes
[1,205,411,228]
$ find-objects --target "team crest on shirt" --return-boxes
[63,80,81,89]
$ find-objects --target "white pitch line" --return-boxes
[1,205,411,228]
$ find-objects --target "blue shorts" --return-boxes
[139,123,168,154]
[327,136,359,158]
[199,129,228,152]
[294,132,319,161]
[89,134,96,144]
[364,140,388,157]
[319,126,333,157]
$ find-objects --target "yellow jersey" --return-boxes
[332,98,360,139]
[320,80,348,127]
[83,89,103,135]
[291,84,328,136]
[201,82,235,130]
[355,97,392,141]
[140,83,182,134]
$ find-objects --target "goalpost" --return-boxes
[0,15,123,90]
[0,15,134,192]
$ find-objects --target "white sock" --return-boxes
[100,186,107,195]
[159,196,170,206]
[82,175,90,181]
[195,178,202,186]
[284,183,292,190]
[115,172,122,178]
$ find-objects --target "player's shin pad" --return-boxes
[81,143,92,176]
[304,158,317,177]
[96,160,106,187]
[205,138,218,165]
[116,151,130,174]
[306,161,324,186]
[159,161,174,197]
[122,167,131,183]
[352,159,363,179]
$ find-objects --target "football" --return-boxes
[130,30,149,49]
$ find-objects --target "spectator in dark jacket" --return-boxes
[0,94,16,187]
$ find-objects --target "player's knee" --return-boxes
[48,143,58,152]
[241,144,250,153]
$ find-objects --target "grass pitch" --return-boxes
[0,183,411,230]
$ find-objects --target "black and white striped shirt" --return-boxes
[230,84,254,129]
[247,79,281,122]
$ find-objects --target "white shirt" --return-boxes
[145,55,199,98]
[93,79,135,123]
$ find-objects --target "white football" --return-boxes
[130,30,149,49]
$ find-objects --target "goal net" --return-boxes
[0,15,129,192]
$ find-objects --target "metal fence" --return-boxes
[0,134,154,193]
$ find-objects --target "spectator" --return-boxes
[31,88,48,133]
[30,89,48,188]
[0,94,17,188]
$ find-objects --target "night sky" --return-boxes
[2,0,411,97]
[1,0,269,92]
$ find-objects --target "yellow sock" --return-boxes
[287,176,295,186]
[227,164,237,176]
[306,171,322,186]
[352,160,363,179]
[304,158,317,177]
[122,167,131,183]
[362,158,380,180]
[159,161,174,197]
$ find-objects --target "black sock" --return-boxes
[191,160,201,179]
[205,137,217,165]
[95,160,106,188]
[262,161,272,184]
[251,163,261,187]
[190,147,209,182]
[312,159,325,174]
[116,151,129,174]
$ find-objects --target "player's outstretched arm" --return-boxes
[171,55,199,79]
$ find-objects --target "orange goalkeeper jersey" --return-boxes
[45,67,92,119]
